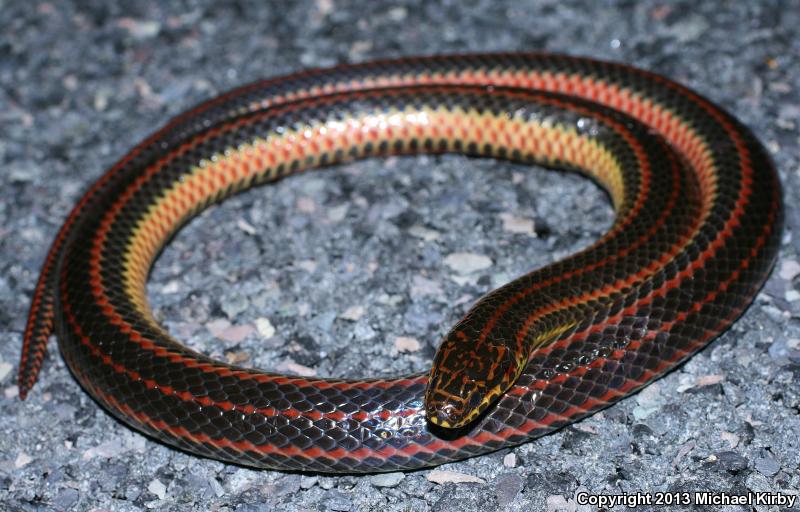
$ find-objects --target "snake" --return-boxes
[18,54,782,473]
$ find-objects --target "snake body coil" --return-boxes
[19,54,781,472]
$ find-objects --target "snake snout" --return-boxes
[426,401,463,428]
[424,370,469,428]
[425,325,526,429]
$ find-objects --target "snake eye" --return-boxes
[440,403,458,421]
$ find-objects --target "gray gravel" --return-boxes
[2,1,799,511]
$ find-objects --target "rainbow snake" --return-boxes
[18,54,782,472]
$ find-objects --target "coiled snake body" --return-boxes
[18,54,782,472]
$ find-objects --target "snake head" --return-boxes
[424,326,524,429]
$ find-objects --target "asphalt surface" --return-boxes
[1,1,799,511]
